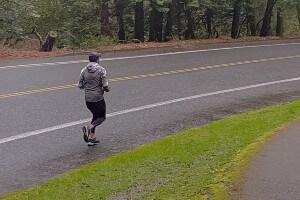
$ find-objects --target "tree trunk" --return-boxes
[245,0,257,36]
[149,7,163,42]
[100,0,111,36]
[260,0,277,37]
[42,31,57,52]
[247,14,257,36]
[164,1,174,42]
[176,0,183,40]
[297,3,300,27]
[32,27,43,50]
[276,7,284,37]
[231,0,242,39]
[115,0,125,41]
[149,8,155,42]
[134,1,144,42]
[206,8,213,39]
[184,8,195,39]
[155,10,163,42]
[117,13,125,41]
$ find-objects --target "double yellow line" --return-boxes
[0,84,77,99]
[108,54,300,81]
[1,54,299,100]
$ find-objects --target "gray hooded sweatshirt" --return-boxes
[78,62,108,102]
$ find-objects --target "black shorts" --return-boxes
[86,99,106,120]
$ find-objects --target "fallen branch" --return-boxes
[32,27,57,52]
[32,27,43,50]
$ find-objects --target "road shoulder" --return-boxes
[1,37,300,61]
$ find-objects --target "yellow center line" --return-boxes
[130,75,142,79]
[1,54,299,100]
[139,74,149,78]
[161,72,172,75]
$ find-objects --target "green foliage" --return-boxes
[277,0,300,33]
[30,0,66,36]
[61,0,101,47]
[80,36,117,49]
[0,0,24,42]
[0,0,299,49]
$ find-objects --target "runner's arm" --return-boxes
[101,68,109,92]
[78,68,86,90]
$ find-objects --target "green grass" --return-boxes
[2,100,300,200]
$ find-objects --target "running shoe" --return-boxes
[88,138,100,146]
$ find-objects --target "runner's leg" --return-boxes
[89,99,106,140]
[86,102,97,139]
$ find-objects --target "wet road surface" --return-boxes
[0,40,300,196]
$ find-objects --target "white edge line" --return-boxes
[1,77,300,145]
[1,42,300,70]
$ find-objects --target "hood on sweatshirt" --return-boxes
[86,62,100,73]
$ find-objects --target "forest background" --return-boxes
[1,0,299,52]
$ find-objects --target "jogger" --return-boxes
[78,52,110,146]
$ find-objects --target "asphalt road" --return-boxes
[0,40,300,196]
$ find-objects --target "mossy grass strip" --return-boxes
[2,100,300,200]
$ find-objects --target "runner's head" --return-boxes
[88,52,101,63]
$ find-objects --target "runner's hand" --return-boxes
[104,86,110,92]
